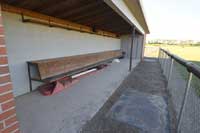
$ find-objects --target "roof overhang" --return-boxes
[125,0,150,34]
[104,0,149,34]
[1,0,149,37]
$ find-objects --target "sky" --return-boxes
[142,0,200,41]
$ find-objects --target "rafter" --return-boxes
[68,7,110,22]
[57,1,103,19]
[1,4,119,38]
[76,11,114,25]
[33,0,66,11]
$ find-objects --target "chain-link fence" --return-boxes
[158,48,200,133]
[144,46,159,58]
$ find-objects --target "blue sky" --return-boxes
[142,0,200,40]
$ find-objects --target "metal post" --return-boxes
[160,50,163,65]
[167,58,174,84]
[135,36,139,59]
[177,72,193,133]
[165,54,170,77]
[129,27,136,71]
[158,48,161,63]
[161,52,165,69]
[167,57,171,79]
[163,54,167,76]
[160,51,163,66]
[140,35,145,61]
[163,53,167,73]
[27,63,33,92]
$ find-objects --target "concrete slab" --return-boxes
[15,59,139,133]
[144,58,157,62]
[107,90,168,133]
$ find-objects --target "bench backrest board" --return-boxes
[29,50,122,80]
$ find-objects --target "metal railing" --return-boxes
[158,48,200,133]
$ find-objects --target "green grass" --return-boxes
[145,44,200,96]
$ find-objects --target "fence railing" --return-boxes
[158,48,200,133]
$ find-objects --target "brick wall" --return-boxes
[0,4,20,133]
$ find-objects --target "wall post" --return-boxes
[129,27,136,71]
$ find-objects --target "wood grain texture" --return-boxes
[1,0,133,35]
[30,50,122,80]
[1,3,119,38]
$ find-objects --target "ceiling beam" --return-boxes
[87,16,130,29]
[33,0,66,12]
[57,1,103,19]
[68,7,110,22]
[1,4,119,38]
[77,11,114,25]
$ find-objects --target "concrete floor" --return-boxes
[81,58,172,133]
[15,59,140,133]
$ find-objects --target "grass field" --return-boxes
[145,44,200,96]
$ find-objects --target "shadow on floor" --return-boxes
[81,58,176,133]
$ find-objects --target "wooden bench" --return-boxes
[27,50,123,92]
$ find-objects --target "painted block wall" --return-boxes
[2,12,121,97]
[121,34,143,59]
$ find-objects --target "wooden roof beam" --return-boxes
[33,0,66,12]
[77,12,114,25]
[57,1,103,19]
[68,7,111,22]
[1,4,119,38]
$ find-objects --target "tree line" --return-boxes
[148,39,200,46]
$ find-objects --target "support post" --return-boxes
[27,63,33,92]
[162,52,166,71]
[140,34,145,61]
[166,56,171,78]
[129,27,136,71]
[161,51,164,69]
[135,35,139,59]
[164,54,168,77]
[158,48,161,62]
[167,58,174,84]
[177,72,193,132]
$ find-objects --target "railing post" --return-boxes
[162,51,165,68]
[158,48,161,63]
[160,50,163,70]
[164,54,168,76]
[167,58,174,85]
[166,54,171,78]
[177,72,193,133]
[163,53,167,74]
[159,48,162,64]
[165,55,170,78]
[160,50,162,65]
[163,52,166,70]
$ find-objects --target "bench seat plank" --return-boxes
[28,50,122,80]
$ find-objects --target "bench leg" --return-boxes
[27,63,33,92]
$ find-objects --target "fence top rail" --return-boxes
[160,48,200,79]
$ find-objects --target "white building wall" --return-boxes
[121,35,131,58]
[121,34,143,59]
[2,12,121,97]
